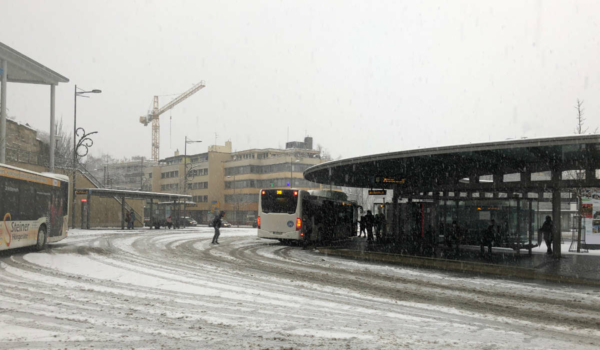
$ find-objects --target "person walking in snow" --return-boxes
[211,211,226,244]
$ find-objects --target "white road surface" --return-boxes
[1,227,599,349]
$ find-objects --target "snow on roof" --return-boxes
[0,163,69,183]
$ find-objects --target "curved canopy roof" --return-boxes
[304,135,600,193]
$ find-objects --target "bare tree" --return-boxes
[567,99,598,252]
[316,143,332,161]
[574,99,598,135]
[575,99,587,135]
[38,118,73,168]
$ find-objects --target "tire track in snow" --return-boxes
[0,228,599,349]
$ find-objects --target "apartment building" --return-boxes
[149,142,231,223]
[148,138,326,224]
[222,137,325,224]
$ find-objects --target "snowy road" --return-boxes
[1,228,600,349]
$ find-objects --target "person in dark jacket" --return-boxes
[211,211,226,244]
[130,211,136,229]
[481,219,496,255]
[364,210,375,243]
[125,211,132,229]
[359,215,366,238]
[539,216,553,254]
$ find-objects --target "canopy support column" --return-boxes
[150,199,154,228]
[392,187,399,240]
[516,197,521,255]
[0,59,7,163]
[86,190,91,229]
[551,168,562,258]
[49,84,56,172]
[121,197,125,230]
[528,199,533,255]
[552,188,562,258]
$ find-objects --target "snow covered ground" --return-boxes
[1,227,600,349]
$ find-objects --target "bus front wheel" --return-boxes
[35,226,47,251]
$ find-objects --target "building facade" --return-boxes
[147,138,327,224]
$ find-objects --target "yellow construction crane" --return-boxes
[140,81,206,163]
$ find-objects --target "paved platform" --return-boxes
[319,237,600,286]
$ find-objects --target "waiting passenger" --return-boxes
[364,210,375,243]
[374,214,382,241]
[481,219,496,255]
[359,215,366,238]
[539,216,554,254]
[130,211,136,229]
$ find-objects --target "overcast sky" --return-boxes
[2,0,600,161]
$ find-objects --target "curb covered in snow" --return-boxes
[317,248,600,287]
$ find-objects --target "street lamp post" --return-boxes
[184,136,202,226]
[72,85,101,229]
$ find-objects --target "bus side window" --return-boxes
[4,180,20,220]
[35,185,51,222]
[61,182,69,214]
[20,184,36,221]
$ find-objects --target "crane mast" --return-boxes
[140,81,206,163]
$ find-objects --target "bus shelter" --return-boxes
[74,188,191,230]
[304,135,600,258]
[0,42,69,171]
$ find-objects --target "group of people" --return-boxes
[480,216,555,255]
[358,210,386,242]
[125,210,136,230]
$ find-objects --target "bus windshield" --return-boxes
[261,190,298,214]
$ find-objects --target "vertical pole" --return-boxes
[81,200,85,229]
[140,157,144,190]
[528,199,533,255]
[150,199,154,228]
[86,190,91,229]
[0,59,7,163]
[49,84,56,172]
[72,85,77,229]
[233,174,237,225]
[577,195,582,253]
[183,139,187,227]
[516,197,521,255]
[552,187,562,258]
[392,187,399,241]
[121,196,125,230]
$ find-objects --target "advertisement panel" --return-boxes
[580,188,600,244]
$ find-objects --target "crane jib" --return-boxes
[139,81,206,163]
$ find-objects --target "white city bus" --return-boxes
[257,188,357,243]
[0,164,69,251]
